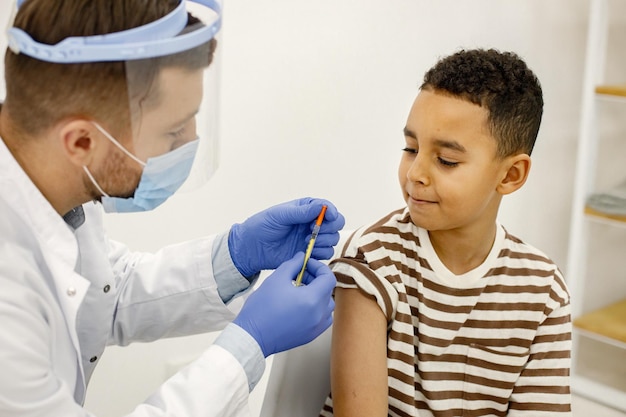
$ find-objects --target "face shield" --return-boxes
[7,0,222,210]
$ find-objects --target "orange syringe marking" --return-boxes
[294,205,327,287]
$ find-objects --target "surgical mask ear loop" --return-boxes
[91,122,146,167]
[83,122,144,198]
[83,165,110,198]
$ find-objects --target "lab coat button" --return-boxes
[89,356,98,363]
[67,287,77,297]
[103,284,111,293]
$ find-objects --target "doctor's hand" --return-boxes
[233,253,336,357]
[228,197,345,278]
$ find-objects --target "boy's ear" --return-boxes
[497,154,531,195]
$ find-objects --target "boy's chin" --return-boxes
[408,212,436,230]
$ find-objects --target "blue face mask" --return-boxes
[83,123,199,213]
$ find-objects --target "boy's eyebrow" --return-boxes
[403,127,467,153]
[403,127,417,139]
[434,139,467,153]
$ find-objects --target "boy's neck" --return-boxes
[427,221,498,276]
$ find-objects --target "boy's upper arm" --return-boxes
[330,287,389,417]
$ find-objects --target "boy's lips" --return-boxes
[408,195,437,205]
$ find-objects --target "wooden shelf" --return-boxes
[585,205,626,224]
[572,375,626,413]
[596,85,626,97]
[574,299,626,346]
[568,0,626,409]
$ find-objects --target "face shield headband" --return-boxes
[7,0,222,63]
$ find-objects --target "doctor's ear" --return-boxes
[497,153,531,195]
[59,120,101,167]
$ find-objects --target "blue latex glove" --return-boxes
[233,252,336,357]
[228,197,345,277]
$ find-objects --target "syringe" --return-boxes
[294,205,328,287]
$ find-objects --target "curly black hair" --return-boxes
[421,49,543,157]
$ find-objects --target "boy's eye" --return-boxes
[438,157,458,167]
[402,147,418,154]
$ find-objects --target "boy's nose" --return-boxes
[407,154,430,186]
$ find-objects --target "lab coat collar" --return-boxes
[0,135,79,270]
[0,134,89,393]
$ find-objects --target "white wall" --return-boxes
[1,0,619,415]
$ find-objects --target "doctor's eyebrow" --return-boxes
[167,109,200,130]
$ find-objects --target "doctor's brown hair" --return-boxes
[420,48,543,158]
[4,0,216,141]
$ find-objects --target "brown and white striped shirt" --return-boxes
[321,208,571,417]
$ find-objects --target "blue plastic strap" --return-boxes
[7,0,221,63]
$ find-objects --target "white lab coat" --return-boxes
[0,137,255,416]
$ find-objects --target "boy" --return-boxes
[321,49,571,416]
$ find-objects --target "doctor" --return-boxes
[0,0,345,416]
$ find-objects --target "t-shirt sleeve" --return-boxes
[330,227,401,323]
